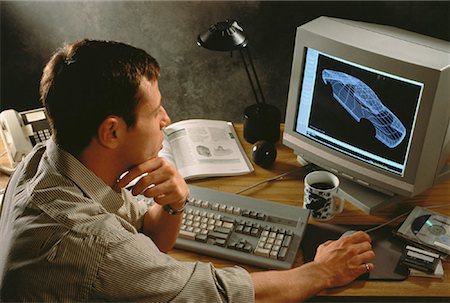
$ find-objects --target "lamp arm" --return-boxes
[239,49,262,105]
[246,48,266,104]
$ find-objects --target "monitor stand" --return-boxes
[338,177,401,214]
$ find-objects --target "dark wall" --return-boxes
[1,1,449,123]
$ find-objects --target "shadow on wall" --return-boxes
[1,1,449,123]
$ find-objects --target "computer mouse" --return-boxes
[339,230,357,239]
[251,140,277,168]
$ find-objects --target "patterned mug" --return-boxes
[303,171,345,221]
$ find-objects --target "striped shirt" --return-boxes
[0,139,254,302]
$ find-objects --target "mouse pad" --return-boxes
[301,224,409,281]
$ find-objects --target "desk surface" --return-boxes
[1,124,449,301]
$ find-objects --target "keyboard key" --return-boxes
[214,238,226,247]
[222,222,234,229]
[270,250,278,259]
[264,243,273,250]
[179,230,196,240]
[235,224,244,233]
[278,247,288,261]
[254,247,271,258]
[236,242,245,250]
[214,226,231,234]
[257,213,266,220]
[195,234,208,243]
[221,216,235,223]
[250,228,260,237]
[243,243,253,253]
[208,231,229,241]
[282,236,292,247]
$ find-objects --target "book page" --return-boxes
[162,119,253,179]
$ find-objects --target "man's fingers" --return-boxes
[340,231,372,244]
[364,263,374,273]
[116,158,162,188]
[356,249,376,264]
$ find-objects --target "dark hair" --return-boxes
[40,39,160,155]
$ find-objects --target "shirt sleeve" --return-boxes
[119,189,149,230]
[92,232,254,303]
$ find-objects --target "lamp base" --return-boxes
[244,104,280,144]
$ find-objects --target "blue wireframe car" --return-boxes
[322,69,406,148]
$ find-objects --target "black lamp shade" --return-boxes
[197,20,248,51]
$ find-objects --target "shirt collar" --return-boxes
[46,139,125,213]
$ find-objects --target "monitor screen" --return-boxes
[296,48,424,176]
[283,17,450,213]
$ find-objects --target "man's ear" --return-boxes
[97,116,122,149]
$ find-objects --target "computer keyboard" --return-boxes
[156,185,310,269]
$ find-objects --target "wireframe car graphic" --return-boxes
[322,69,406,148]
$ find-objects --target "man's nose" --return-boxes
[161,107,171,127]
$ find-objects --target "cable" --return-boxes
[0,151,15,175]
[364,212,410,234]
[235,165,313,195]
[364,203,450,234]
[426,203,450,210]
[0,166,14,176]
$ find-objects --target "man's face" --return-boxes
[121,78,170,167]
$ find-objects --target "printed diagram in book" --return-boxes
[196,145,233,158]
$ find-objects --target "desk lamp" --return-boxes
[197,19,280,143]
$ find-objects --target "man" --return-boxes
[0,39,374,302]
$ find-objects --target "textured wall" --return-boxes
[1,1,449,123]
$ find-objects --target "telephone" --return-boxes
[0,108,51,168]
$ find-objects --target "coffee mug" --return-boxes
[303,171,345,221]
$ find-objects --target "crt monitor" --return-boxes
[283,16,450,213]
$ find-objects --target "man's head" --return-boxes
[40,39,161,155]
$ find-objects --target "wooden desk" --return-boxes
[1,124,449,301]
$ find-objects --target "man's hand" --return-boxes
[313,231,375,288]
[116,157,189,208]
[115,157,189,252]
[251,231,375,303]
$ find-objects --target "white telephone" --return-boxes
[0,107,51,168]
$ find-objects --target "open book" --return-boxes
[159,119,254,180]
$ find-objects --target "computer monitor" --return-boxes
[283,16,450,213]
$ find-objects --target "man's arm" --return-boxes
[251,231,375,303]
[116,157,189,252]
[141,202,184,253]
